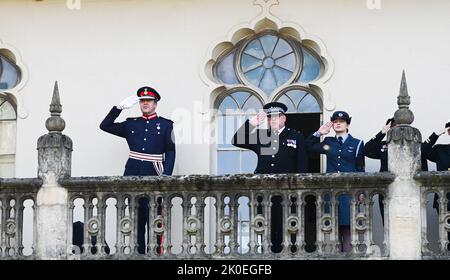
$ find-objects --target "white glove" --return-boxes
[116,95,139,110]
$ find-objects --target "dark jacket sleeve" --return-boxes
[422,132,439,162]
[356,140,365,172]
[163,122,176,175]
[364,132,384,159]
[305,134,326,155]
[99,106,126,138]
[231,120,259,152]
[296,133,308,173]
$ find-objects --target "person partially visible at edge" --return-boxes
[305,110,365,253]
[100,86,175,254]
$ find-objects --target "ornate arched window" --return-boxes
[0,53,21,90]
[0,95,17,177]
[212,29,327,174]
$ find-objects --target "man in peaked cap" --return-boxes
[231,101,308,174]
[231,101,308,253]
[426,120,450,171]
[100,86,175,254]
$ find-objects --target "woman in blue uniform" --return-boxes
[306,111,365,253]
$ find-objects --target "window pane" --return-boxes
[0,100,16,120]
[275,52,295,71]
[218,96,239,113]
[275,95,296,113]
[242,95,263,112]
[244,39,265,59]
[231,91,251,108]
[272,39,293,59]
[260,35,278,56]
[0,120,16,154]
[241,54,262,73]
[217,115,238,149]
[0,56,19,90]
[218,151,240,175]
[216,51,239,85]
[298,94,321,113]
[241,150,257,174]
[245,66,265,86]
[273,66,293,87]
[259,69,276,94]
[286,90,307,107]
[298,48,321,83]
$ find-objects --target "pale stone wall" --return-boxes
[0,0,449,178]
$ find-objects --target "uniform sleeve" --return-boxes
[163,122,176,175]
[356,140,365,172]
[305,134,326,155]
[364,132,384,159]
[99,106,126,138]
[231,120,259,152]
[421,132,439,161]
[427,145,439,163]
[296,133,308,173]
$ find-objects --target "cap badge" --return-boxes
[338,113,343,117]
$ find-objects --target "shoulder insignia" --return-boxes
[159,116,174,123]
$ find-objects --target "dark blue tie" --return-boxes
[338,136,344,145]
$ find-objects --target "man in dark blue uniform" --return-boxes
[365,117,439,172]
[231,102,307,253]
[426,120,450,171]
[231,102,308,174]
[100,86,175,254]
[305,111,365,253]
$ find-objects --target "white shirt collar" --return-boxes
[278,126,286,134]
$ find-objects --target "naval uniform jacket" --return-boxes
[426,134,450,171]
[305,133,365,226]
[365,132,438,172]
[100,106,175,176]
[231,120,308,174]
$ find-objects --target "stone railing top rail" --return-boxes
[59,172,395,192]
[414,171,450,186]
[0,178,42,192]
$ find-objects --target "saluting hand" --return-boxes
[249,112,267,126]
[436,127,450,136]
[117,95,139,110]
[317,121,332,136]
[381,122,391,134]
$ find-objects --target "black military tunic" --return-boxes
[365,132,438,172]
[231,120,308,173]
[426,135,450,171]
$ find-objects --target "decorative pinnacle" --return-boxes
[394,70,414,125]
[50,81,62,115]
[45,81,66,133]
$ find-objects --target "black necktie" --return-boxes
[338,136,344,145]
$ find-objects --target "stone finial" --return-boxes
[45,81,66,133]
[394,70,414,125]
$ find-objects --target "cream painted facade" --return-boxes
[0,0,449,178]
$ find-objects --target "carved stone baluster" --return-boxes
[214,193,224,257]
[281,192,290,257]
[197,193,206,257]
[181,192,190,257]
[263,192,271,256]
[161,194,170,258]
[67,197,75,256]
[98,195,108,256]
[296,191,304,257]
[82,196,90,257]
[438,190,447,254]
[148,194,157,258]
[316,192,324,255]
[331,192,339,254]
[17,197,25,257]
[248,191,256,257]
[350,191,357,255]
[115,194,124,258]
[228,194,238,257]
[382,196,390,256]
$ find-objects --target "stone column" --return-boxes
[36,82,73,259]
[387,71,422,259]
